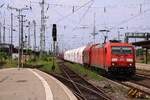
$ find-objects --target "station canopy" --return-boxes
[132,40,150,49]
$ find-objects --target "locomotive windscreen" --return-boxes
[112,46,133,54]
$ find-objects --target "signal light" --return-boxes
[52,24,57,41]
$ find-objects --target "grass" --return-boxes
[26,57,61,74]
[5,59,18,68]
[0,59,18,68]
[65,62,104,81]
[39,59,61,74]
[0,56,61,74]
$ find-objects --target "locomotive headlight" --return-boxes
[112,63,115,66]
[126,58,133,62]
[112,58,118,62]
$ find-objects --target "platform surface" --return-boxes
[0,68,77,100]
[136,63,150,71]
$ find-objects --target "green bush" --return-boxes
[0,52,8,62]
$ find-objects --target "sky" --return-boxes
[0,0,150,51]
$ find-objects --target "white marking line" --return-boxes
[37,70,77,100]
[28,69,53,100]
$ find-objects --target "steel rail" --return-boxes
[58,62,111,100]
[60,66,87,100]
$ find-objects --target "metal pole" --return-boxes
[145,48,148,64]
[94,35,95,44]
[40,0,45,57]
[28,21,30,49]
[33,20,36,51]
[53,41,55,61]
[0,22,1,43]
[7,6,29,69]
[93,13,96,43]
[20,15,24,68]
[91,13,96,44]
[10,12,13,62]
[52,41,55,71]
[18,10,21,69]
[51,44,52,53]
[3,18,5,43]
[118,31,120,40]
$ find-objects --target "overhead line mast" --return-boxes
[10,12,13,62]
[0,22,1,43]
[3,18,5,43]
[33,20,37,51]
[28,21,31,49]
[7,5,29,68]
[93,13,96,43]
[40,0,46,56]
[91,13,98,44]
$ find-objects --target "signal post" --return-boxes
[52,24,57,71]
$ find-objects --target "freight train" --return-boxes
[64,40,136,76]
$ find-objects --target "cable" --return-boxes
[55,0,94,23]
[23,0,150,26]
[24,0,150,9]
[72,1,94,31]
[46,4,78,25]
[109,8,150,31]
[79,1,94,24]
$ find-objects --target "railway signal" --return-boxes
[52,24,57,71]
[52,24,57,42]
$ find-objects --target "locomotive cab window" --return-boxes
[111,46,133,54]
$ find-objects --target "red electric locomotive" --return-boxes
[83,40,136,75]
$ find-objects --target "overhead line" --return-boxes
[56,0,94,23]
[79,1,94,24]
[110,8,150,31]
[46,4,78,25]
[72,1,94,31]
[24,0,150,9]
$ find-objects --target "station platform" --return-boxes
[0,68,77,100]
[136,63,150,71]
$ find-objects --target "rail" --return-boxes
[57,61,111,100]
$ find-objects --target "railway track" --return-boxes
[115,73,150,97]
[136,70,150,79]
[87,68,150,98]
[133,73,150,93]
[46,60,150,99]
[56,61,111,100]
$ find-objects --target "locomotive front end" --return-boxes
[109,45,136,76]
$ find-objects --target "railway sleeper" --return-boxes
[128,88,147,99]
